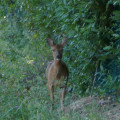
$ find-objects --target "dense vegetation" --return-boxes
[0,0,120,119]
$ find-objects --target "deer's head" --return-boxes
[47,37,68,61]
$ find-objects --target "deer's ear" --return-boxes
[61,37,68,46]
[47,38,55,46]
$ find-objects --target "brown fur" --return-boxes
[46,37,69,110]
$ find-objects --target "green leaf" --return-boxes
[63,0,66,5]
[112,34,120,38]
[103,46,112,50]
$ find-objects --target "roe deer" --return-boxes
[46,37,69,110]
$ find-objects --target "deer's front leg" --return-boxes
[48,84,54,109]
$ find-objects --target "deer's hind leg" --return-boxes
[48,84,54,109]
[60,87,66,111]
[60,77,68,110]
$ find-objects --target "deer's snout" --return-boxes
[56,54,62,60]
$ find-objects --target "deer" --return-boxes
[46,37,69,110]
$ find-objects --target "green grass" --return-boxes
[0,83,108,120]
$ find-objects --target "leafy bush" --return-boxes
[0,0,120,119]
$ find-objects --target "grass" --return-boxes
[0,83,110,120]
[0,71,119,120]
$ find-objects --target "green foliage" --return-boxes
[0,0,120,119]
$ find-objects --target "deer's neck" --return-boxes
[54,59,62,67]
